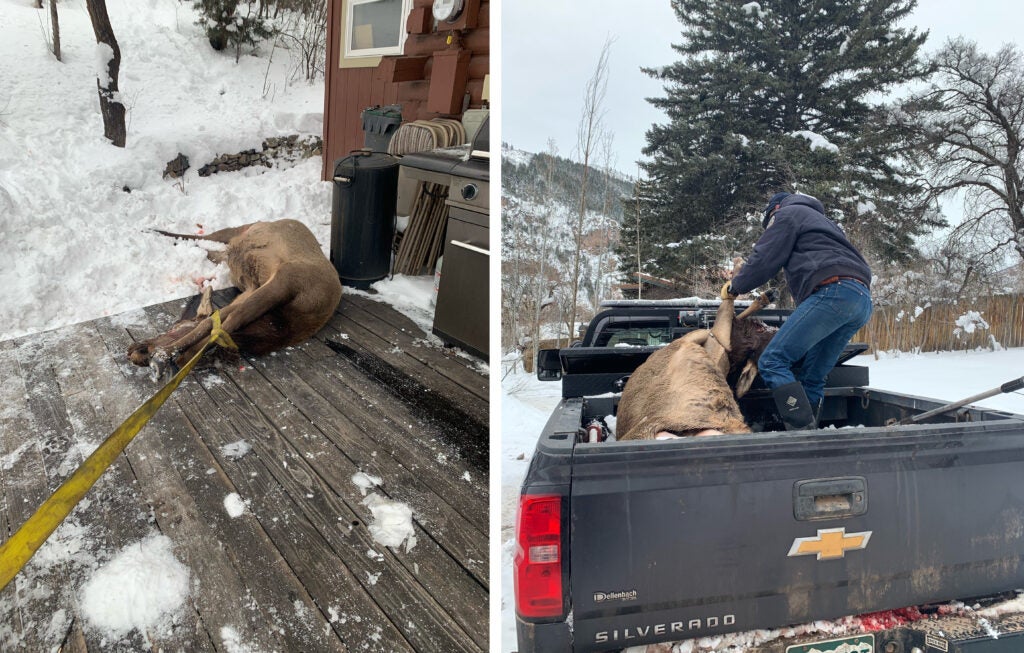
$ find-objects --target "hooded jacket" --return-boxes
[729,194,871,304]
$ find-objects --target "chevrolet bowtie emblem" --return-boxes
[788,528,872,560]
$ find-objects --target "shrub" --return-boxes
[193,0,272,59]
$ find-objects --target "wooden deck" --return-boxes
[0,292,489,652]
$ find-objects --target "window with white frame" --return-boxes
[344,0,413,59]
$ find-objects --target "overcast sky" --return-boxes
[501,0,1024,176]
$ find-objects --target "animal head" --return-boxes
[726,316,777,397]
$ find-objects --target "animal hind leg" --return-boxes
[154,223,252,244]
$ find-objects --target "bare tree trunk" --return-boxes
[569,36,613,342]
[529,139,559,367]
[85,0,126,147]
[591,131,616,310]
[50,0,61,62]
[634,166,643,300]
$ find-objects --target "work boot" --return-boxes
[772,382,817,431]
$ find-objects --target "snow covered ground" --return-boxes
[0,0,332,341]
[1,0,442,645]
[500,347,1024,652]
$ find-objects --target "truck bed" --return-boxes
[519,385,1024,652]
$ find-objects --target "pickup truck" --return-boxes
[514,299,1024,653]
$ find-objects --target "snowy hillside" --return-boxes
[500,143,634,349]
[0,0,328,342]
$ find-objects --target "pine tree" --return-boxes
[193,0,272,59]
[640,0,941,279]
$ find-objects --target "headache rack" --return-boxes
[539,299,868,398]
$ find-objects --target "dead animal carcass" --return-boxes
[127,219,342,377]
[616,290,775,441]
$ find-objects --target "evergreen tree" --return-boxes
[193,0,272,58]
[640,0,941,280]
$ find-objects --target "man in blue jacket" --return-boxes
[724,192,873,430]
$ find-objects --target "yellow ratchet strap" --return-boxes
[0,310,236,591]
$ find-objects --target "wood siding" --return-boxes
[322,0,490,179]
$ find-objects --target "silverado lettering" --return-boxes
[594,616,737,643]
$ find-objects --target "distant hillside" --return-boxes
[500,143,634,226]
[500,143,637,352]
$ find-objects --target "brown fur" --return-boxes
[127,219,342,375]
[616,268,776,441]
[726,315,778,397]
[616,339,751,440]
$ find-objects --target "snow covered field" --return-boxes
[500,347,1024,652]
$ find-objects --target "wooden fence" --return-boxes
[855,294,1024,354]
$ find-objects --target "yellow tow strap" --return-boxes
[0,310,237,591]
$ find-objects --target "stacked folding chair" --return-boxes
[388,119,467,276]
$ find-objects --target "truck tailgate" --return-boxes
[569,421,1024,651]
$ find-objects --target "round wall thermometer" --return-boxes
[432,0,464,23]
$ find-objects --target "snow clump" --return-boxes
[80,535,190,637]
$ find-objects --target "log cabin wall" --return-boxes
[322,0,490,180]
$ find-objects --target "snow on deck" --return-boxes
[0,291,488,652]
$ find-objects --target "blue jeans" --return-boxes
[758,279,873,406]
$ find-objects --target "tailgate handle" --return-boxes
[793,477,867,521]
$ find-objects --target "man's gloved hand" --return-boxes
[721,281,738,300]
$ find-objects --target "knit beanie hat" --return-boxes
[762,192,791,227]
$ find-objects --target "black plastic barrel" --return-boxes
[330,151,400,288]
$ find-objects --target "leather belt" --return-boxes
[816,275,864,289]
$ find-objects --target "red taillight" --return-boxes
[514,494,564,619]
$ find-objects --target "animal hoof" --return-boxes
[148,349,178,383]
[127,342,151,367]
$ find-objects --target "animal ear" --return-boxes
[735,360,759,398]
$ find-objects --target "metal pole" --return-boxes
[901,376,1024,425]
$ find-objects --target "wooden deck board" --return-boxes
[0,290,489,653]
[48,323,205,653]
[321,312,489,469]
[91,312,337,653]
[224,350,489,642]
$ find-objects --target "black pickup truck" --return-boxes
[514,300,1024,653]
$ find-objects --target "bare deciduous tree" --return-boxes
[566,36,612,342]
[589,131,617,311]
[501,140,561,363]
[276,0,327,82]
[86,0,126,147]
[528,141,559,355]
[49,0,61,61]
[904,38,1024,261]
